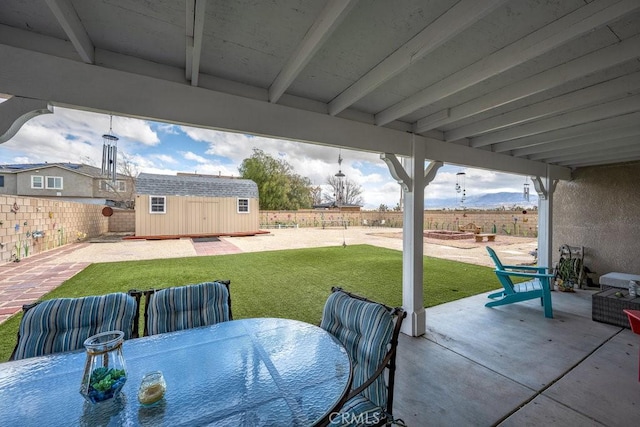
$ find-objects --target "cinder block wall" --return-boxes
[554,161,640,278]
[259,209,538,237]
[108,209,135,232]
[0,196,108,263]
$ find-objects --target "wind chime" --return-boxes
[334,151,345,207]
[101,115,118,183]
[523,176,530,202]
[455,171,466,206]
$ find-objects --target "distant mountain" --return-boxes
[425,192,538,209]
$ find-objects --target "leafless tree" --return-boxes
[323,175,364,206]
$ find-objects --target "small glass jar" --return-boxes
[138,371,166,406]
[80,331,127,404]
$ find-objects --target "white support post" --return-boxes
[532,170,558,273]
[381,144,442,337]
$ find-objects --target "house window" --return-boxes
[46,176,63,190]
[31,175,43,189]
[0,175,4,187]
[100,180,126,192]
[237,198,249,213]
[150,196,166,214]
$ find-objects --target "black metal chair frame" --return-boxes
[319,286,406,426]
[130,279,232,337]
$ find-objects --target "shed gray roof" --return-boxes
[136,173,258,198]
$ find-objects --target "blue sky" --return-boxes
[0,104,530,209]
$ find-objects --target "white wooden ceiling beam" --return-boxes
[0,43,571,179]
[328,0,505,116]
[378,0,640,127]
[515,125,640,157]
[492,112,640,153]
[569,154,640,168]
[185,0,195,80]
[470,94,640,148]
[186,0,206,86]
[445,71,640,142]
[44,0,94,64]
[415,34,640,133]
[556,146,640,167]
[533,135,640,163]
[269,0,357,104]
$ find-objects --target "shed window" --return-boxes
[0,175,4,187]
[150,196,166,214]
[237,198,249,213]
[46,176,63,190]
[31,176,43,189]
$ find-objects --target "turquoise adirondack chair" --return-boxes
[485,246,554,318]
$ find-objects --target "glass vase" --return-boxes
[80,331,127,404]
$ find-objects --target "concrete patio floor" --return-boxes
[395,288,639,426]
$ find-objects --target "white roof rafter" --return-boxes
[492,112,640,153]
[44,0,94,64]
[532,135,640,163]
[445,71,640,142]
[377,0,640,126]
[415,34,640,133]
[186,0,206,86]
[269,0,357,104]
[328,0,506,116]
[514,125,640,158]
[470,94,640,148]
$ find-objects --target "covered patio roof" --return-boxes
[1,0,638,172]
[1,0,639,336]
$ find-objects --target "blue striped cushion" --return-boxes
[321,291,394,409]
[146,281,230,335]
[14,293,137,360]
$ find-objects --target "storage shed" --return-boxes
[135,173,259,237]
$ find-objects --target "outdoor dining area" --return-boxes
[0,282,406,426]
[1,269,639,426]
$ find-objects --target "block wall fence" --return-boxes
[0,196,108,263]
[0,196,538,264]
[108,209,135,232]
[259,209,538,237]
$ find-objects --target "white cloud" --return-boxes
[182,151,209,163]
[152,154,178,164]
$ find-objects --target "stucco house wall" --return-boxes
[16,165,94,197]
[553,161,640,281]
[0,173,17,194]
[0,163,131,205]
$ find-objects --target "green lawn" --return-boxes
[0,244,499,361]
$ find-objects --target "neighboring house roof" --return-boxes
[136,173,258,198]
[0,163,126,179]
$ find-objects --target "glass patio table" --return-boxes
[0,318,351,426]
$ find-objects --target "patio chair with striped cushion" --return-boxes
[144,280,231,336]
[321,287,406,427]
[10,292,139,360]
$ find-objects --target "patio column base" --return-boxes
[401,307,426,337]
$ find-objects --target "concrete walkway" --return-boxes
[0,227,536,324]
